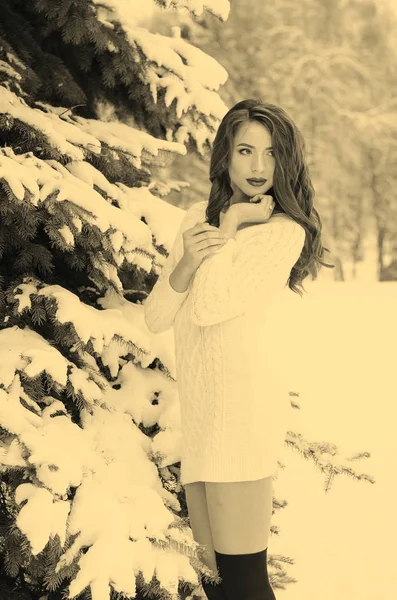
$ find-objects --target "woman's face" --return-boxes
[228,120,275,204]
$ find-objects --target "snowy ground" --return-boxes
[265,277,397,600]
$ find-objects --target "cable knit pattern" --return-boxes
[143,202,205,334]
[144,200,306,485]
[187,207,306,326]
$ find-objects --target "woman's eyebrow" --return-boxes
[236,143,273,150]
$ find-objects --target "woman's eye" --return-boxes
[238,149,274,156]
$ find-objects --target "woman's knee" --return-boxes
[205,477,274,555]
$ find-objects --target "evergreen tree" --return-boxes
[0,2,375,600]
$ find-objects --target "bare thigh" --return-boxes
[185,481,218,575]
[205,477,274,554]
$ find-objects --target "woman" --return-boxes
[144,99,333,600]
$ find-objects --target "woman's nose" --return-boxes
[251,156,266,173]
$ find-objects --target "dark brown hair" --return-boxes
[204,98,334,295]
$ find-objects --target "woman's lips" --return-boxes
[246,178,267,186]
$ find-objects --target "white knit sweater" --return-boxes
[144,200,306,484]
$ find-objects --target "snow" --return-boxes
[1,88,186,168]
[0,58,22,81]
[0,187,203,597]
[90,0,230,150]
[12,278,177,380]
[93,0,156,30]
[0,324,198,598]
[131,28,227,96]
[127,27,228,133]
[0,327,70,390]
[264,278,397,600]
[69,112,187,169]
[0,147,188,292]
[0,89,93,161]
[15,484,70,554]
[0,1,230,174]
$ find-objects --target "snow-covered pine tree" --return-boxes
[0,1,230,599]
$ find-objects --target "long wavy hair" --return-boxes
[204,99,334,296]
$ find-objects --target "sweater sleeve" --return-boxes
[143,201,206,334]
[186,215,306,327]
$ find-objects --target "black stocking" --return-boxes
[214,547,276,600]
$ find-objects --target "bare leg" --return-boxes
[206,477,276,599]
[184,481,227,599]
[205,477,273,554]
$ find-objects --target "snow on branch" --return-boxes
[0,88,186,168]
[127,27,228,121]
[12,279,154,376]
[0,326,105,443]
[0,326,197,598]
[0,148,187,290]
[91,0,229,150]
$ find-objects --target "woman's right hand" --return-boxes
[232,194,275,225]
[181,222,230,271]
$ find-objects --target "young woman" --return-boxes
[144,99,333,600]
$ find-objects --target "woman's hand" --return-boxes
[230,194,275,225]
[180,222,230,271]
